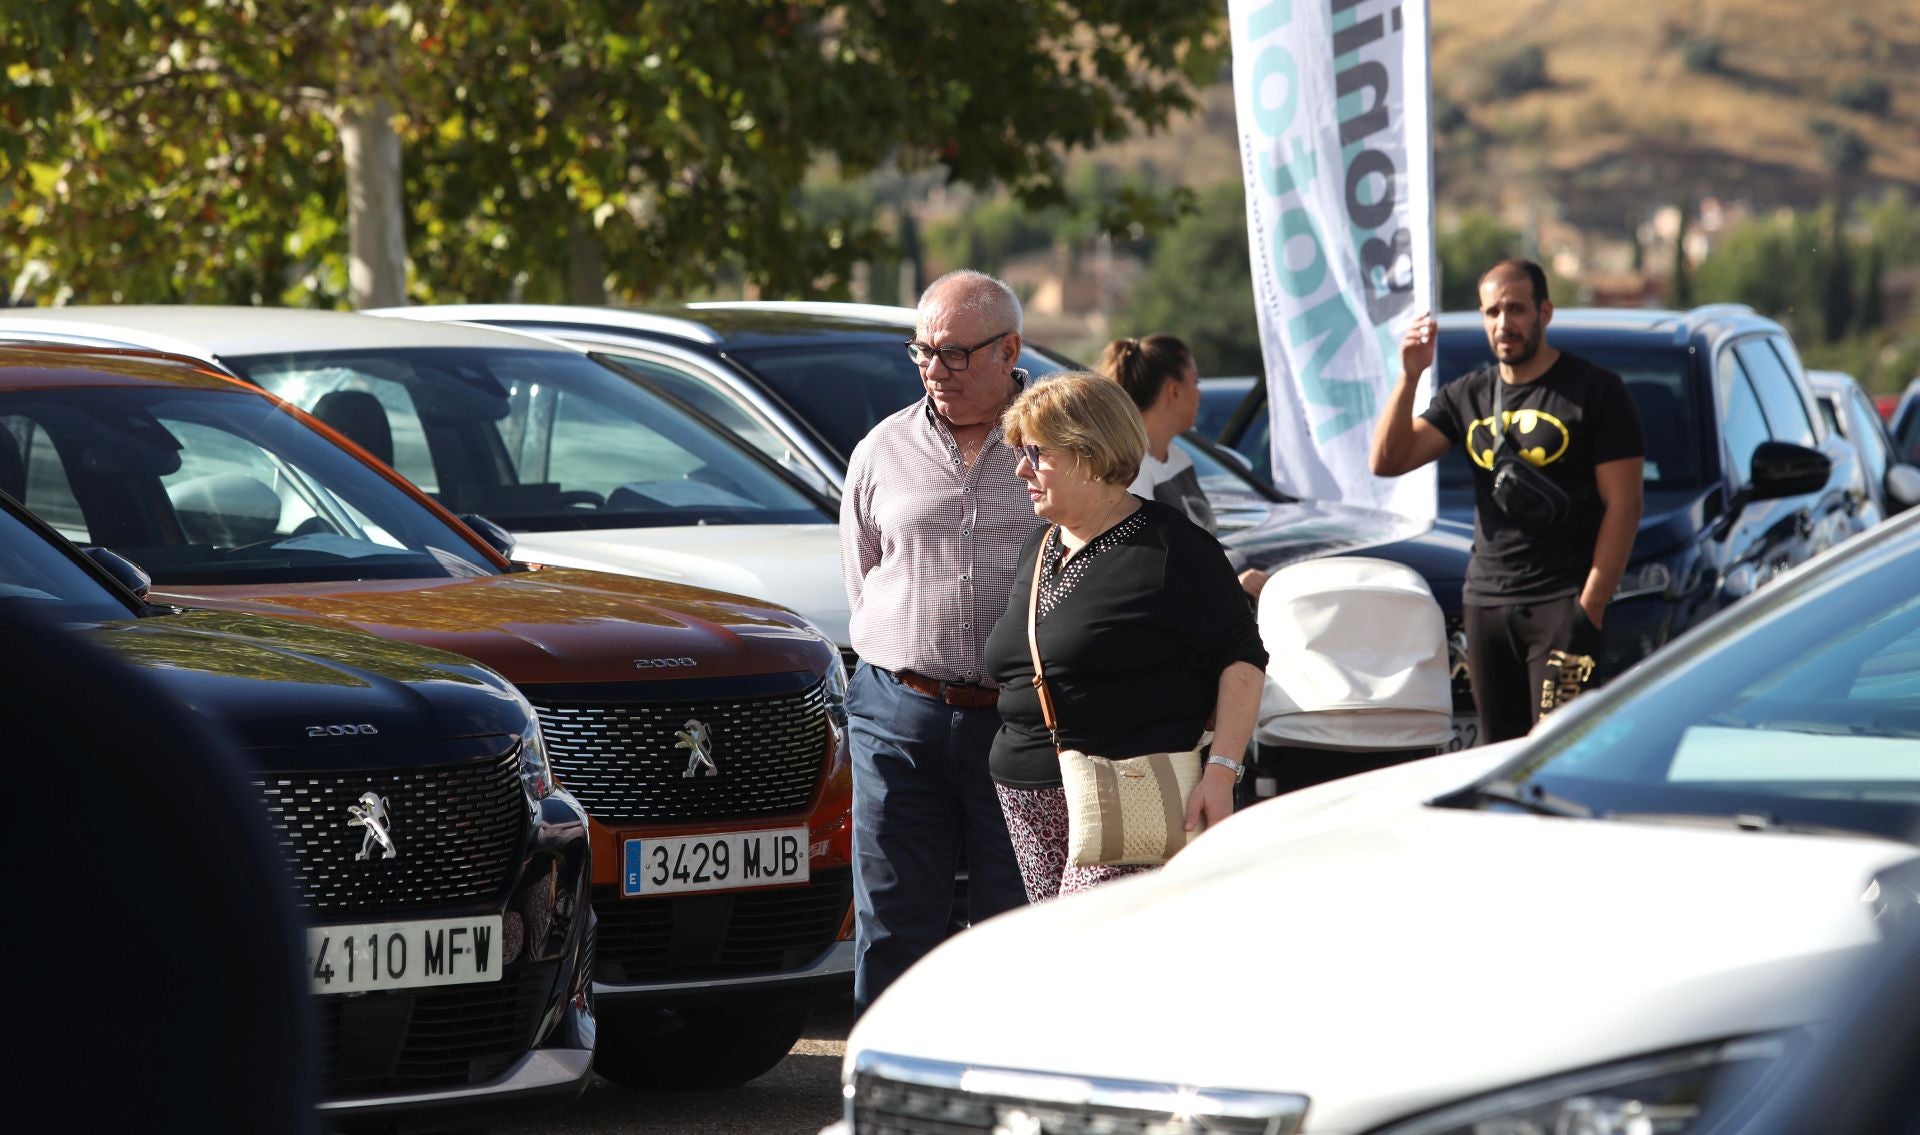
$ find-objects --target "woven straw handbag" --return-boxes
[1027,526,1205,868]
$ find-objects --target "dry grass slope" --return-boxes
[1094,0,1919,221]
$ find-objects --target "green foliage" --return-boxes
[1469,45,1550,101]
[1437,211,1521,311]
[1681,37,1726,75]
[1809,119,1872,178]
[1115,180,1261,376]
[1693,197,1920,388]
[1,0,1224,306]
[1831,77,1892,116]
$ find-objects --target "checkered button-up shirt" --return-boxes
[840,384,1042,686]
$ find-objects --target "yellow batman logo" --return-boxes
[1467,409,1571,470]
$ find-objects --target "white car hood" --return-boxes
[510,524,849,647]
[849,761,1914,1133]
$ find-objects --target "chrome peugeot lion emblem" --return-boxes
[676,719,718,778]
[347,791,398,861]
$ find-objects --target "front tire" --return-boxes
[593,1004,810,1090]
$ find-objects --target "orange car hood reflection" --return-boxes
[154,567,830,684]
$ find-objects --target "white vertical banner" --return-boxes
[1230,0,1437,520]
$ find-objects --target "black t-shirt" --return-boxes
[985,498,1269,788]
[1421,351,1644,604]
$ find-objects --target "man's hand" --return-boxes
[1400,312,1437,381]
[1238,567,1268,598]
[1577,589,1607,630]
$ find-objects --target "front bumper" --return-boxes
[596,937,855,1007]
[316,792,596,1126]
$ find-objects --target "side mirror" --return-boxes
[1885,464,1920,513]
[82,546,152,600]
[1747,441,1831,503]
[458,514,515,561]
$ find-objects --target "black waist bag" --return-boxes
[1488,378,1572,530]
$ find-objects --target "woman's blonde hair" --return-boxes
[1002,372,1149,485]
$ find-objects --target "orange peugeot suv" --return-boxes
[0,344,852,1090]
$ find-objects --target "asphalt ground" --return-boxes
[496,1001,853,1135]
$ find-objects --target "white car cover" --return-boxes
[1255,555,1453,750]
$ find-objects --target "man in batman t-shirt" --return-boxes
[1370,259,1644,743]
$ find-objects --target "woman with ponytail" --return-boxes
[1096,334,1267,596]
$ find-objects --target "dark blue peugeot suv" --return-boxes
[0,345,595,1129]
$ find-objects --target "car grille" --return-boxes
[254,747,527,917]
[529,680,829,822]
[592,869,852,983]
[851,1059,1306,1135]
[316,966,554,1098]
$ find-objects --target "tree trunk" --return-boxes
[567,213,608,304]
[339,97,408,309]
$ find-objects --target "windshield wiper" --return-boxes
[1455,779,1594,818]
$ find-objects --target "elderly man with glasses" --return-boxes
[840,269,1040,1012]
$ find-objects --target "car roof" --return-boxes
[1806,370,1861,396]
[369,300,925,351]
[0,342,248,391]
[1437,304,1782,348]
[0,305,583,359]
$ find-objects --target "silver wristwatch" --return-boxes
[1205,754,1245,783]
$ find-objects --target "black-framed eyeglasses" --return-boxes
[904,330,1012,371]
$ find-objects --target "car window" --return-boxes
[1848,388,1894,490]
[1817,395,1843,436]
[4,416,89,541]
[1717,350,1771,485]
[1512,550,1920,843]
[0,498,134,622]
[245,362,440,492]
[0,389,498,585]
[728,343,930,463]
[1737,339,1818,447]
[592,351,790,461]
[242,348,826,532]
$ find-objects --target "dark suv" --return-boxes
[0,433,594,1128]
[1219,305,1849,678]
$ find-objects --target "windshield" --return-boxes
[1433,337,1705,500]
[728,340,1070,463]
[236,348,828,532]
[0,497,136,623]
[1498,538,1920,843]
[0,388,498,585]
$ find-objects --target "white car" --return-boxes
[0,305,854,648]
[838,505,1920,1135]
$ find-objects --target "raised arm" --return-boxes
[1370,313,1455,477]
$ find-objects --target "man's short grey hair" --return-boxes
[920,269,1023,335]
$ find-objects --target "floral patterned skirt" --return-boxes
[994,783,1154,903]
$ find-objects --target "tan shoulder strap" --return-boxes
[1026,526,1062,754]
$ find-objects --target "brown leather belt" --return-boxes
[892,668,1000,708]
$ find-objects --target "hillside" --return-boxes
[1100,0,1920,224]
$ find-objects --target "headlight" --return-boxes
[1613,559,1674,601]
[519,724,555,800]
[797,616,851,728]
[1374,1035,1794,1135]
